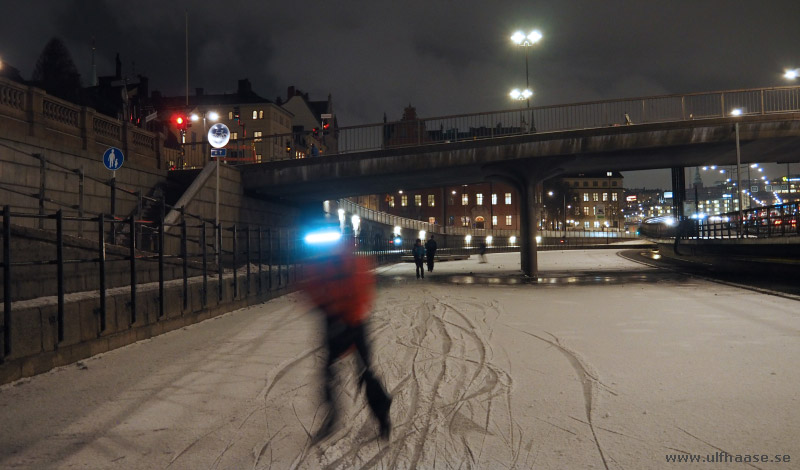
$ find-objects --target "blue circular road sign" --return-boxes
[103,147,124,171]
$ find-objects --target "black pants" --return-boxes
[414,259,425,277]
[324,317,391,424]
[426,253,435,271]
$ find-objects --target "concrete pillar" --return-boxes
[519,178,540,277]
[486,163,551,277]
[26,85,46,139]
[671,167,686,219]
[80,107,96,152]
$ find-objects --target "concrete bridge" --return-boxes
[239,86,800,276]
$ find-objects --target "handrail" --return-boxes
[177,84,800,166]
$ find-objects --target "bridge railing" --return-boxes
[189,85,800,167]
[640,201,800,240]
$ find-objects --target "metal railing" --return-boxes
[640,202,800,240]
[179,85,800,167]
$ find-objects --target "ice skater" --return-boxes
[425,235,437,272]
[413,238,426,278]
[479,241,488,263]
[302,228,392,443]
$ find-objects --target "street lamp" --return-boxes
[510,29,542,108]
[784,68,799,80]
[731,108,744,236]
[510,88,533,101]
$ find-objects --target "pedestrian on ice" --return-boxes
[301,223,392,443]
[425,234,438,272]
[413,238,426,279]
[479,240,488,263]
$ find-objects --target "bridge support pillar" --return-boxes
[519,178,541,277]
[671,167,686,219]
[486,163,558,277]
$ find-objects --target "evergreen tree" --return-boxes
[31,37,82,104]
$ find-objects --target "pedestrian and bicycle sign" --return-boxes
[103,147,124,171]
[211,148,227,158]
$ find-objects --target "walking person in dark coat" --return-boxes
[424,235,438,272]
[412,238,426,279]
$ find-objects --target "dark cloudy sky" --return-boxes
[2,0,799,188]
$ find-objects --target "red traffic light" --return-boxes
[175,116,184,125]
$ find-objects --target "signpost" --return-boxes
[102,147,124,243]
[208,123,231,266]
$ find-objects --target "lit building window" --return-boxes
[492,193,498,205]
[428,195,435,206]
[461,216,470,227]
[612,192,618,201]
[476,193,484,205]
[505,193,512,204]
[584,221,590,229]
[492,215,498,226]
[429,217,436,224]
[505,215,512,225]
[462,194,469,205]
[259,110,264,119]
[255,154,262,163]
[232,132,238,140]
[583,193,589,202]
[252,110,258,119]
[594,221,600,228]
[603,192,608,201]
[388,196,395,208]
[253,131,263,142]
[401,195,408,206]
[583,206,590,215]
[593,193,599,201]
[228,111,233,120]
[415,194,422,206]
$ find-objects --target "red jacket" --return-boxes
[303,251,375,325]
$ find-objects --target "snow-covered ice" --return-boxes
[1,249,798,469]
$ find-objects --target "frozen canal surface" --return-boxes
[1,249,799,469]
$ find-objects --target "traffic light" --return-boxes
[322,120,331,136]
[233,106,240,121]
[312,127,319,138]
[285,140,292,154]
[174,115,187,136]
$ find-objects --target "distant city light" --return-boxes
[730,108,743,116]
[784,69,799,80]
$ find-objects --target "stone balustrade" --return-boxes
[0,77,168,169]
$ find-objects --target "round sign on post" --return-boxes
[208,123,231,149]
[103,147,124,171]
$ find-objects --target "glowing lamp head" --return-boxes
[730,108,743,117]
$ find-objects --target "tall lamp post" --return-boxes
[731,108,744,237]
[510,30,543,108]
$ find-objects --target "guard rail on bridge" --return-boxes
[179,85,800,168]
[639,202,800,240]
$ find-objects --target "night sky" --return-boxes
[2,0,799,188]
